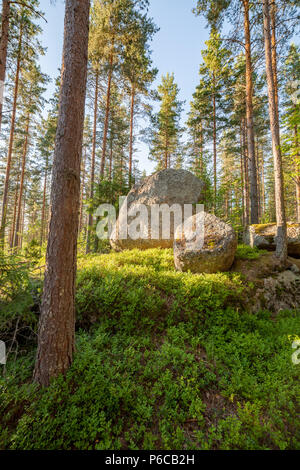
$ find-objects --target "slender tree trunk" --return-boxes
[262,0,287,263]
[240,124,245,227]
[243,119,250,226]
[271,0,280,123]
[100,53,113,178]
[40,160,48,247]
[243,0,259,224]
[0,0,10,133]
[256,136,261,221]
[34,0,90,387]
[10,176,19,249]
[20,195,25,249]
[212,74,217,210]
[109,136,113,183]
[294,124,300,222]
[86,70,98,254]
[165,130,169,169]
[0,20,23,248]
[79,146,86,233]
[199,121,204,176]
[261,149,266,219]
[14,114,30,248]
[129,82,135,187]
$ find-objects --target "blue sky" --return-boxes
[38,0,211,174]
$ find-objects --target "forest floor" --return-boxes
[0,246,299,450]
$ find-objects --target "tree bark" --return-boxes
[0,0,10,133]
[262,0,287,263]
[86,70,98,254]
[34,0,90,387]
[0,19,23,248]
[243,0,259,224]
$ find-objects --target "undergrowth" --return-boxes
[0,247,299,450]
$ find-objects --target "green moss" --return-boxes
[235,244,267,260]
[252,223,276,233]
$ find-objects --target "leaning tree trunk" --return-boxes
[34,0,90,387]
[0,20,23,249]
[243,0,259,224]
[262,0,287,263]
[0,0,10,133]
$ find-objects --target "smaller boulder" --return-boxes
[244,223,300,257]
[174,212,237,274]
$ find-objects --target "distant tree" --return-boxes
[149,73,183,170]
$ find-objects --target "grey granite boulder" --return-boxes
[174,212,237,273]
[110,169,205,251]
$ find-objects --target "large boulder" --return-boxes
[110,169,205,251]
[174,212,237,274]
[244,223,300,257]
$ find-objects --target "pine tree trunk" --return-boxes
[79,147,87,234]
[262,0,287,263]
[199,121,204,176]
[34,0,90,387]
[86,70,98,254]
[256,136,261,221]
[100,53,113,178]
[0,0,10,133]
[128,83,135,187]
[109,136,113,183]
[243,0,259,224]
[243,119,250,226]
[0,20,23,249]
[14,114,30,248]
[10,176,19,249]
[261,152,266,219]
[294,124,300,222]
[40,160,48,247]
[271,1,280,123]
[212,74,217,210]
[240,125,245,227]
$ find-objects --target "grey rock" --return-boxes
[244,223,300,257]
[110,169,205,251]
[174,212,237,274]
